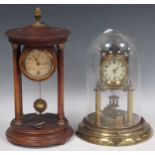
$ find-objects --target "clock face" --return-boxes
[20,48,56,81]
[100,57,128,87]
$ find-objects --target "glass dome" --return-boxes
[77,29,152,146]
[86,29,139,128]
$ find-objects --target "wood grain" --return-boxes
[6,16,72,146]
[57,44,65,125]
[12,44,23,125]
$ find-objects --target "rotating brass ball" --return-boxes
[34,98,47,114]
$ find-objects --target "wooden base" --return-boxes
[77,114,152,146]
[6,113,73,147]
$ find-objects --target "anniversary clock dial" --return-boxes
[100,56,128,87]
[20,47,56,81]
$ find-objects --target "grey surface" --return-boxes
[0,4,155,150]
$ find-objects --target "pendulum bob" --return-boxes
[34,98,47,115]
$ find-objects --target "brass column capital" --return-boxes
[11,43,19,50]
[58,43,65,50]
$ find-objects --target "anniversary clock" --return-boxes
[77,29,152,146]
[6,7,73,147]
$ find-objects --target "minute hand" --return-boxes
[114,66,119,73]
[39,63,50,65]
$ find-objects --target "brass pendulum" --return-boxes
[34,81,47,114]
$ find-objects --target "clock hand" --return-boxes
[36,62,40,66]
[33,56,49,66]
[113,66,119,74]
[33,57,40,65]
[113,68,117,74]
[34,57,38,62]
[39,63,50,65]
[36,62,49,66]
[116,66,119,71]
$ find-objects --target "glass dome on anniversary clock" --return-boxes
[77,29,152,146]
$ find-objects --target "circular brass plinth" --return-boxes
[6,113,73,147]
[76,116,152,146]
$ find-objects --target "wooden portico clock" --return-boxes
[5,7,73,147]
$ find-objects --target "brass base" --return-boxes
[6,113,73,147]
[76,116,152,146]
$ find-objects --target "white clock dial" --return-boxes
[100,58,127,86]
[20,48,56,81]
[25,49,52,78]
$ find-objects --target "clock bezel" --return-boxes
[19,47,57,81]
[100,53,128,89]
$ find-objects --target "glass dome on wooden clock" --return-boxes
[77,29,152,146]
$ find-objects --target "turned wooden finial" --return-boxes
[32,7,45,27]
[34,7,42,22]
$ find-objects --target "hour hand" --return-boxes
[33,57,40,65]
[113,66,119,73]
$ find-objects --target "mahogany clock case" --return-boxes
[5,7,73,147]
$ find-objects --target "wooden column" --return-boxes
[57,43,65,125]
[12,43,23,125]
[95,88,101,126]
[127,88,134,125]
